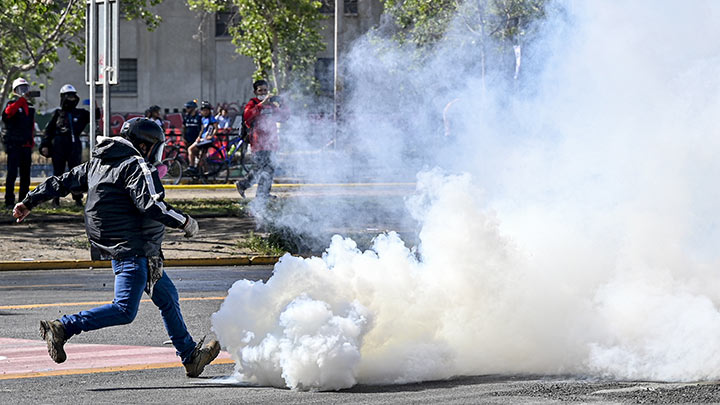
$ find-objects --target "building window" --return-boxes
[345,0,358,14]
[319,0,359,15]
[216,9,239,37]
[114,59,137,93]
[315,58,334,93]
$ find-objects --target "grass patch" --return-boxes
[236,232,285,256]
[169,198,246,217]
[28,198,246,218]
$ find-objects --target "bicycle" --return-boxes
[160,129,189,185]
[166,129,251,184]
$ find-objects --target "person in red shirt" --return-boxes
[1,78,36,208]
[235,80,288,200]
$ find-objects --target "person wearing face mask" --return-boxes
[1,78,36,209]
[234,79,289,200]
[12,117,220,378]
[40,84,91,207]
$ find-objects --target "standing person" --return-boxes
[12,118,220,378]
[235,79,288,200]
[215,108,231,129]
[182,100,202,146]
[1,78,35,209]
[145,105,163,128]
[185,101,218,175]
[40,84,90,207]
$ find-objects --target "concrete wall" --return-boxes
[30,0,382,116]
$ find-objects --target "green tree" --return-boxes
[187,0,326,92]
[382,0,546,85]
[0,0,164,108]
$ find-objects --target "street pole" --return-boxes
[102,0,111,138]
[88,0,96,150]
[333,0,343,148]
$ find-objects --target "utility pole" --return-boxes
[333,0,343,147]
[88,0,96,150]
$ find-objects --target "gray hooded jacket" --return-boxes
[23,136,187,260]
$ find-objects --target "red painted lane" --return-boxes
[0,338,232,377]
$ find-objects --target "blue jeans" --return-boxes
[60,257,197,363]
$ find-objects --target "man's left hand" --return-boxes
[13,203,30,223]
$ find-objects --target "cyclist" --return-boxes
[186,101,218,175]
[145,105,163,128]
[182,101,202,145]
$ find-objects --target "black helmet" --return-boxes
[184,100,198,109]
[200,101,212,110]
[120,117,165,164]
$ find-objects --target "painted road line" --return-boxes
[0,338,233,380]
[0,296,226,310]
[0,182,415,192]
[0,284,85,289]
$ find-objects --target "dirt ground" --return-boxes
[0,187,262,262]
[0,183,418,262]
[0,215,261,262]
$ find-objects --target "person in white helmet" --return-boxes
[40,84,90,207]
[1,78,36,208]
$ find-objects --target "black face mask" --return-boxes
[61,94,79,111]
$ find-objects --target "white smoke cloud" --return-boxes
[213,0,720,390]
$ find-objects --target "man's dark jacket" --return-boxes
[22,136,187,260]
[40,107,90,153]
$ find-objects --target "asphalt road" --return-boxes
[2,266,720,404]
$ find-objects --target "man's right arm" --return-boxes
[2,97,28,123]
[22,162,90,209]
[243,100,261,128]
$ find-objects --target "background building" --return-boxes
[34,0,383,120]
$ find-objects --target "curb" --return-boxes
[0,256,281,271]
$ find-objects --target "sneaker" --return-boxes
[234,181,246,198]
[39,320,67,363]
[183,337,221,378]
[184,166,199,176]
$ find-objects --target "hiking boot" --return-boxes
[39,320,67,363]
[183,337,220,378]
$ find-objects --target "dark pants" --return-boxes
[60,256,197,363]
[51,138,83,204]
[236,150,275,198]
[4,145,31,207]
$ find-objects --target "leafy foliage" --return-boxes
[384,0,546,47]
[381,0,547,80]
[187,0,326,92]
[0,0,164,108]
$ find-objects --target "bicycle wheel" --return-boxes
[161,157,183,185]
[199,161,228,184]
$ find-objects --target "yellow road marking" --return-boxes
[0,182,415,192]
[0,296,226,310]
[0,358,234,380]
[0,284,84,289]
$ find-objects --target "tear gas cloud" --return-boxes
[213,0,720,390]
